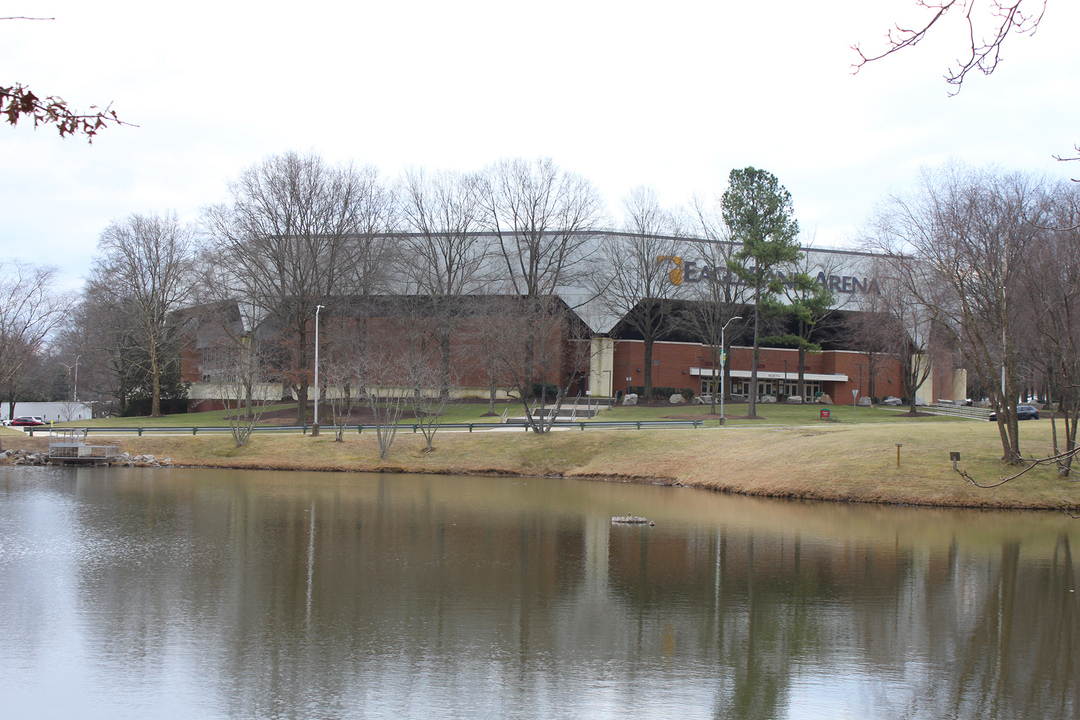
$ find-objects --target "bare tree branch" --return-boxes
[956,445,1080,487]
[1,83,128,140]
[852,1,1046,94]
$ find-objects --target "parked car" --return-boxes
[9,416,47,426]
[988,405,1039,421]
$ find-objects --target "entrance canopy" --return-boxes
[690,368,849,382]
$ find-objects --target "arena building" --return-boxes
[178,233,964,409]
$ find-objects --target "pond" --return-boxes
[1,466,1077,719]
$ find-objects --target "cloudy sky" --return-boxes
[3,0,1077,290]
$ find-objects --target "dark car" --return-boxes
[9,416,46,426]
[988,405,1039,421]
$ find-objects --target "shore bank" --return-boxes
[4,420,1079,509]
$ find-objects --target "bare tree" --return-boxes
[591,187,686,401]
[871,164,1047,463]
[867,261,936,415]
[408,363,450,453]
[845,288,897,404]
[466,305,512,415]
[202,335,277,448]
[481,157,606,297]
[1019,184,1080,475]
[203,152,396,425]
[0,261,68,421]
[480,158,605,398]
[679,200,751,414]
[363,340,422,458]
[320,320,365,442]
[399,168,490,400]
[87,213,198,417]
[489,296,587,434]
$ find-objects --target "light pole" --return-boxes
[719,316,742,426]
[313,304,325,432]
[61,355,80,404]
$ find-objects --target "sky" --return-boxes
[3,0,1078,291]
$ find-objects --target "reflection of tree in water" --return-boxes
[888,536,1080,720]
[607,522,1080,720]
[55,472,1080,719]
[606,525,913,719]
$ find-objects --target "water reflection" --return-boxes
[0,466,1078,719]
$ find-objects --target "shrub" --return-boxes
[531,382,559,400]
[121,397,191,417]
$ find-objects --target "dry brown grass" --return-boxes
[5,420,1080,509]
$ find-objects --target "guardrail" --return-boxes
[568,420,704,430]
[26,419,706,437]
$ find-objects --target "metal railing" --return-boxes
[924,404,993,420]
[28,418,706,437]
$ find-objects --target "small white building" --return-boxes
[2,402,93,423]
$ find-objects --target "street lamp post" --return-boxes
[720,316,742,426]
[313,304,325,434]
[61,355,81,404]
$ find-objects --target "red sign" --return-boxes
[820,409,831,420]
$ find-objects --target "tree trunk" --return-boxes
[710,345,719,415]
[522,335,536,399]
[150,347,162,417]
[643,336,654,401]
[748,287,761,418]
[295,326,309,425]
[797,346,806,401]
[439,327,451,402]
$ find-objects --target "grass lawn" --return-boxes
[597,401,953,426]
[11,409,1080,510]
[47,401,515,428]
[52,398,949,429]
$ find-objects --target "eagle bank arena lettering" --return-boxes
[657,256,879,296]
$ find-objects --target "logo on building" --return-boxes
[656,256,878,295]
[656,256,684,285]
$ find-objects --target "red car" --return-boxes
[9,416,47,426]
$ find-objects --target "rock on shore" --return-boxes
[0,449,172,468]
